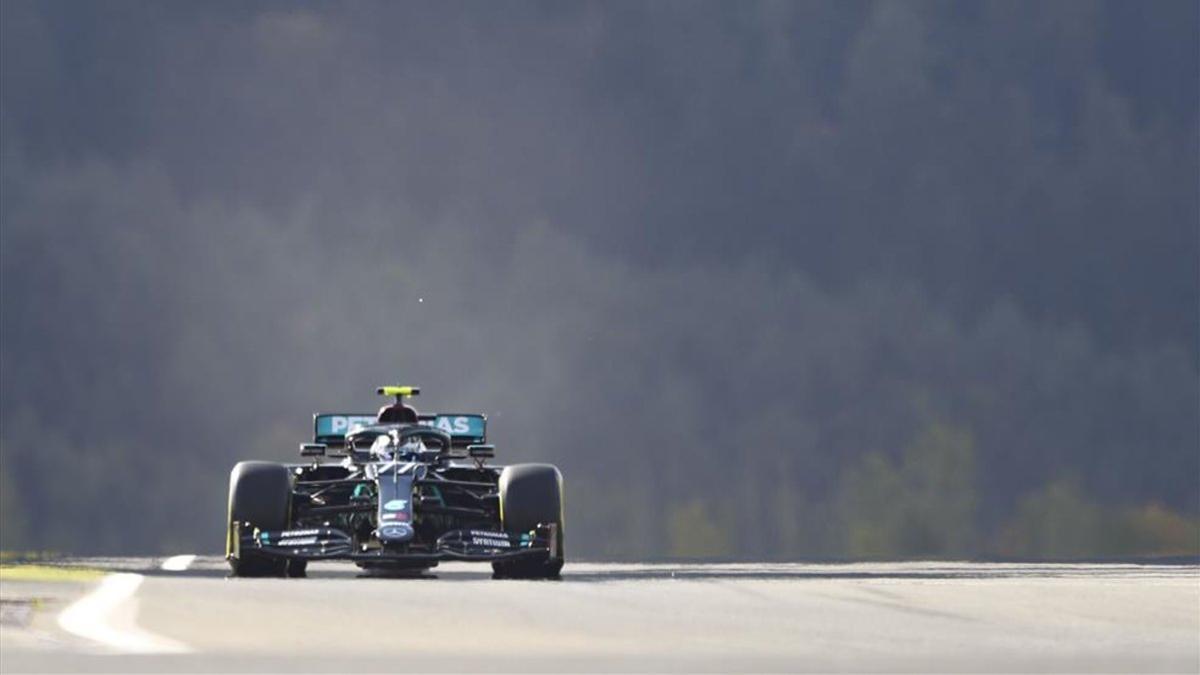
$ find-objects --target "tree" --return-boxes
[839,421,977,558]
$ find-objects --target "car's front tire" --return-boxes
[227,461,292,578]
[493,464,565,579]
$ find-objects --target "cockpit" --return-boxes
[348,426,452,461]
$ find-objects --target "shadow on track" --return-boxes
[34,555,1200,583]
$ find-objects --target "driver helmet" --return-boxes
[369,433,395,457]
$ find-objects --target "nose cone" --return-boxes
[378,520,414,542]
[377,479,416,543]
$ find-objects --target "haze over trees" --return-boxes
[1,1,1196,558]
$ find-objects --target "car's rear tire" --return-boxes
[227,461,292,578]
[493,464,564,579]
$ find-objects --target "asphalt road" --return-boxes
[1,558,1197,673]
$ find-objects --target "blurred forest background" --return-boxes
[1,1,1197,559]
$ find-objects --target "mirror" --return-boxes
[467,444,495,459]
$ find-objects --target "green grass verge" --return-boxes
[0,564,105,582]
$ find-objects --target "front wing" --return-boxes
[229,522,558,565]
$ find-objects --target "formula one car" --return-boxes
[225,386,564,579]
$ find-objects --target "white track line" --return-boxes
[57,573,191,654]
[160,554,196,572]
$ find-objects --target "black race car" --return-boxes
[225,386,564,578]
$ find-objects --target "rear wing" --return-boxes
[313,412,487,449]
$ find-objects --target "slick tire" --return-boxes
[227,461,292,578]
[493,464,565,579]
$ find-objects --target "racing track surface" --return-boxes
[2,558,1197,673]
